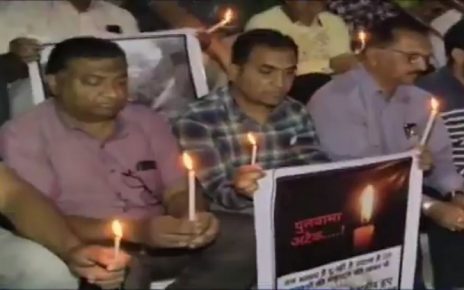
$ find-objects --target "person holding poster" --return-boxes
[308,15,464,288]
[175,29,328,213]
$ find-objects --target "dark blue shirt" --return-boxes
[418,67,464,175]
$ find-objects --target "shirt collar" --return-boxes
[280,6,323,27]
[221,85,295,124]
[51,99,129,140]
[355,64,409,103]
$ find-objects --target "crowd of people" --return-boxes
[1,0,464,289]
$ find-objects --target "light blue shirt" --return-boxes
[308,65,463,194]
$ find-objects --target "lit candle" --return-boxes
[420,97,439,145]
[111,220,123,261]
[206,8,234,34]
[183,152,196,221]
[353,185,375,252]
[247,132,258,165]
[355,29,367,54]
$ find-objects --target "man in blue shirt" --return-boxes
[418,18,464,288]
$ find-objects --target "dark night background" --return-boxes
[274,158,412,278]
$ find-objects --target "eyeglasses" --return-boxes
[114,170,162,212]
[386,48,431,66]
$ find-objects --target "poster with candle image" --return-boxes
[254,152,422,289]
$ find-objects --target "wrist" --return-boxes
[60,235,84,263]
[422,196,440,216]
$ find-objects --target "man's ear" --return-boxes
[228,63,240,82]
[451,48,464,65]
[364,47,382,67]
[45,74,59,97]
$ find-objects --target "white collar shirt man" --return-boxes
[0,0,139,53]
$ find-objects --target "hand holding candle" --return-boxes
[111,220,123,261]
[206,8,234,34]
[183,152,196,221]
[247,132,258,165]
[420,97,439,145]
[353,184,375,252]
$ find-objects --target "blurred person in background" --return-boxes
[0,0,139,117]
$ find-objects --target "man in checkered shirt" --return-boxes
[174,29,328,213]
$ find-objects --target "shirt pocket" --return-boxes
[129,168,163,205]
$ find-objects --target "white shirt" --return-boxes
[430,9,462,67]
[0,0,139,116]
[0,0,139,53]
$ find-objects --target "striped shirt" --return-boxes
[418,67,464,175]
[173,86,328,212]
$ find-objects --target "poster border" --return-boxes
[255,151,422,289]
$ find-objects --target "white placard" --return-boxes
[255,151,422,289]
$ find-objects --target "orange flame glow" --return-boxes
[431,97,439,113]
[223,8,233,25]
[112,220,123,238]
[247,132,256,146]
[183,152,194,171]
[358,30,367,43]
[360,185,375,223]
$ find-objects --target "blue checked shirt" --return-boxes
[173,86,328,212]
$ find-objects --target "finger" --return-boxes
[192,212,212,235]
[237,175,262,192]
[238,164,264,174]
[83,265,126,281]
[174,218,198,235]
[106,252,131,271]
[454,215,464,230]
[157,233,195,248]
[200,216,220,244]
[91,271,126,288]
[243,182,259,196]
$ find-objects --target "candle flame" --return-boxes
[360,185,375,223]
[112,220,123,238]
[358,30,367,43]
[223,8,233,24]
[431,97,439,112]
[183,152,194,171]
[247,132,257,146]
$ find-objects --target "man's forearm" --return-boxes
[1,167,81,260]
[149,1,205,29]
[66,216,146,244]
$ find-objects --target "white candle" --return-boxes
[206,8,233,34]
[247,132,258,165]
[183,153,196,221]
[420,98,439,145]
[111,220,123,261]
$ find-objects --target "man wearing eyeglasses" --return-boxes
[0,37,255,289]
[307,15,464,288]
